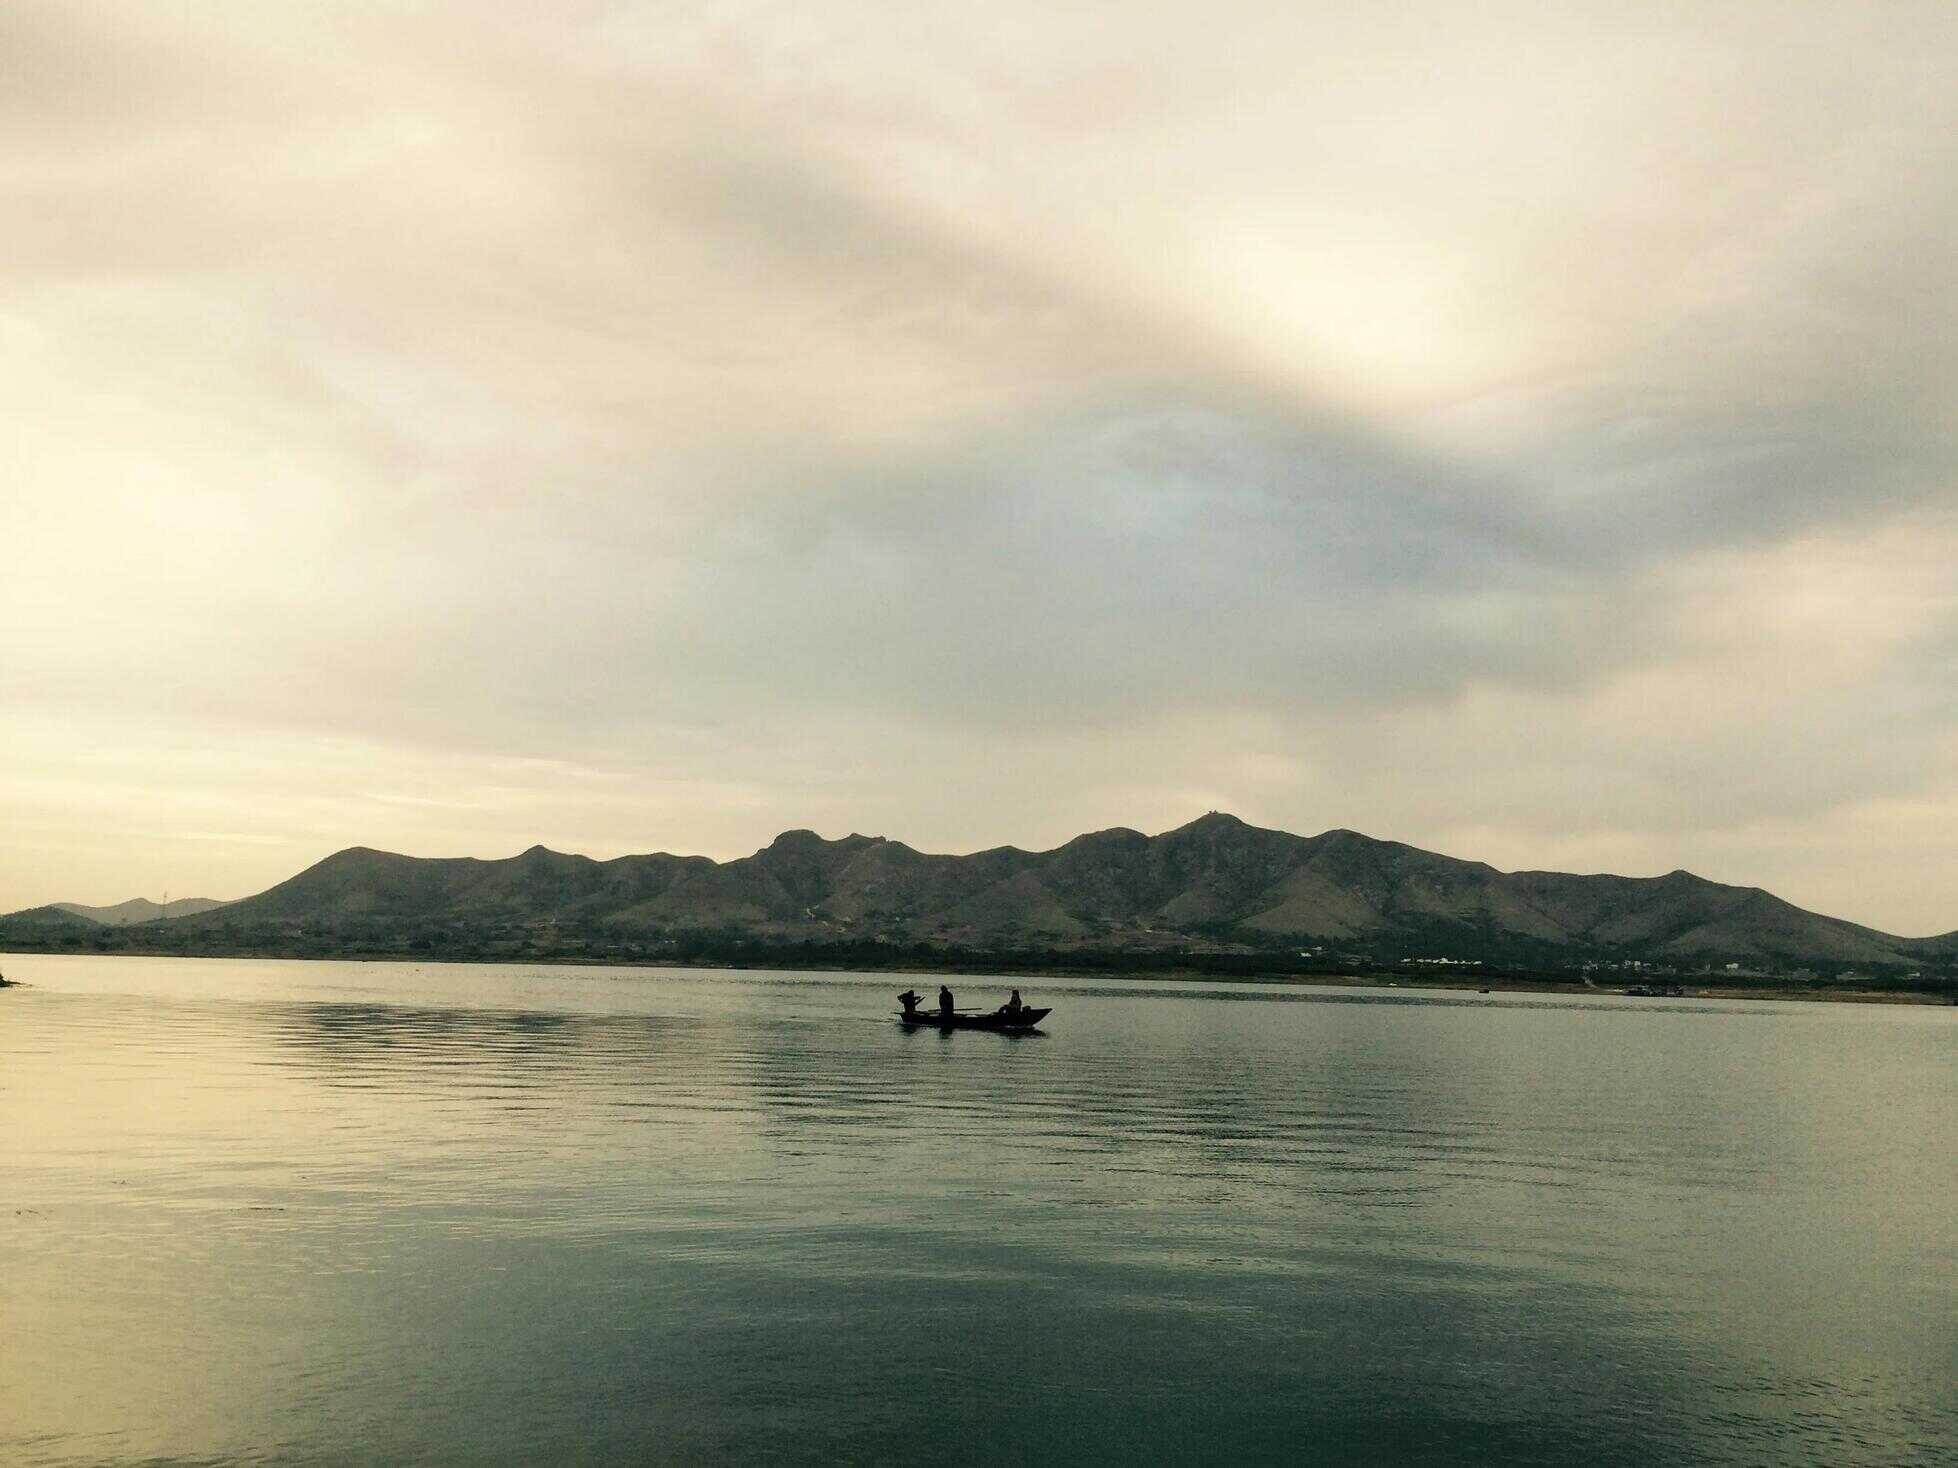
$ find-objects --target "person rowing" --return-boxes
[898,989,922,1017]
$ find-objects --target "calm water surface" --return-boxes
[3,954,1954,1465]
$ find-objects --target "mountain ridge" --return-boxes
[41,897,231,926]
[7,814,1951,973]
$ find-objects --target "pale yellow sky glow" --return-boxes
[4,2,1956,933]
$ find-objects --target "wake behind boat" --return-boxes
[897,1006,1051,1031]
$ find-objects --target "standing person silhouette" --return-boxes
[938,984,955,1017]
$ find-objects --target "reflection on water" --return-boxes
[3,955,1955,1465]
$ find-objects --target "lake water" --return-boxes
[3,954,1954,1466]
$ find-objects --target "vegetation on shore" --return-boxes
[4,922,1954,1004]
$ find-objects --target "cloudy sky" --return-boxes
[5,2,1956,932]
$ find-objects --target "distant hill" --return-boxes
[8,814,1950,975]
[2,904,103,930]
[50,897,231,926]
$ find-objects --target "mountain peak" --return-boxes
[313,845,402,870]
[766,828,885,854]
[1062,826,1147,846]
[1175,811,1249,834]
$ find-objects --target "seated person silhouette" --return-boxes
[898,989,922,1017]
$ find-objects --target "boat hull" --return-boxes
[897,1007,1050,1031]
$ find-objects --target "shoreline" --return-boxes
[6,947,1955,1007]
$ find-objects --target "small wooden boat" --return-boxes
[897,1006,1051,1031]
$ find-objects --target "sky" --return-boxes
[4,2,1956,933]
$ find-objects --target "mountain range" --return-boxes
[56,897,230,926]
[6,814,1952,973]
[2,896,231,929]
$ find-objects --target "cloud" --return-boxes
[4,1,1957,930]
